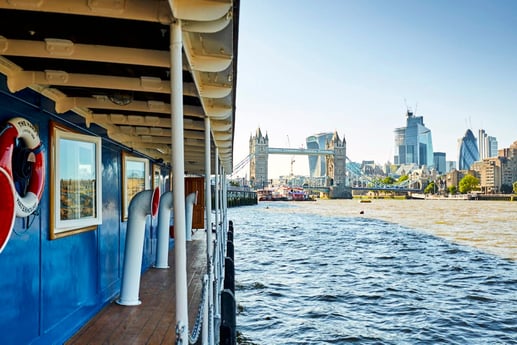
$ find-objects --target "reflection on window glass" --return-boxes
[126,160,146,206]
[153,165,161,190]
[51,122,102,238]
[59,138,97,221]
[122,154,149,220]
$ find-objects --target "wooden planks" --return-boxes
[67,232,207,345]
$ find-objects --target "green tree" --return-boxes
[448,185,457,195]
[398,175,409,183]
[382,176,395,185]
[513,181,517,194]
[458,174,479,194]
[424,181,436,194]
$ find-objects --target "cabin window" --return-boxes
[122,152,150,221]
[50,123,102,238]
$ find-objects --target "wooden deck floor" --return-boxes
[67,231,207,345]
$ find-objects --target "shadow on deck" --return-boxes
[67,231,207,345]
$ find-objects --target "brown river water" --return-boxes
[285,199,517,261]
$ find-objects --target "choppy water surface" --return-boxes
[230,200,517,344]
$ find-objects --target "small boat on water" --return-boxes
[359,199,372,203]
[410,193,474,200]
[257,185,315,201]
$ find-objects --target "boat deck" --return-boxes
[67,231,207,345]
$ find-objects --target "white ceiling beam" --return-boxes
[5,69,199,96]
[171,0,231,21]
[0,0,172,23]
[91,113,204,131]
[54,96,203,117]
[0,37,170,67]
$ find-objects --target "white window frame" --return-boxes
[122,153,150,221]
[50,123,102,238]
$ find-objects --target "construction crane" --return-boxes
[286,135,295,177]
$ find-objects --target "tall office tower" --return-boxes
[478,129,499,158]
[478,129,487,159]
[433,152,446,174]
[393,110,434,168]
[306,132,334,177]
[458,129,479,170]
[488,136,498,157]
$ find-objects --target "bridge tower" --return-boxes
[326,131,352,198]
[249,128,269,189]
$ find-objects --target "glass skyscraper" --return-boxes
[458,129,479,170]
[394,110,434,168]
[433,152,446,174]
[306,132,334,177]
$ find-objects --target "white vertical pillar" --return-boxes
[170,18,188,344]
[204,116,213,345]
[222,172,227,240]
[213,148,221,329]
[214,148,220,237]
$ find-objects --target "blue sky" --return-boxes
[233,0,517,178]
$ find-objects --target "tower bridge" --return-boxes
[239,128,424,196]
[249,128,351,198]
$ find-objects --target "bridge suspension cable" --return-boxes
[230,153,253,178]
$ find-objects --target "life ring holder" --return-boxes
[0,117,45,253]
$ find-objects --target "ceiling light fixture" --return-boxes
[108,92,133,106]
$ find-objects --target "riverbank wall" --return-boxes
[216,186,257,208]
[228,190,258,207]
[475,194,517,201]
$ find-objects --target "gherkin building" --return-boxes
[458,129,480,170]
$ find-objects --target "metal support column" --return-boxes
[170,18,188,345]
[213,148,221,343]
[204,116,213,345]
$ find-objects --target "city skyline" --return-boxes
[242,121,508,179]
[233,1,517,178]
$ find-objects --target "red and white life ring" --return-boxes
[0,117,45,253]
[0,117,45,217]
[0,166,16,253]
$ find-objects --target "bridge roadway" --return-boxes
[305,186,421,193]
[268,147,334,155]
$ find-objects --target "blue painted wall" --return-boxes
[0,76,164,344]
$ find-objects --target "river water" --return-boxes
[229,199,517,344]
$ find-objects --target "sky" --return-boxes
[232,0,517,178]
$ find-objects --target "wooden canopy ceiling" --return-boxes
[0,0,239,174]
